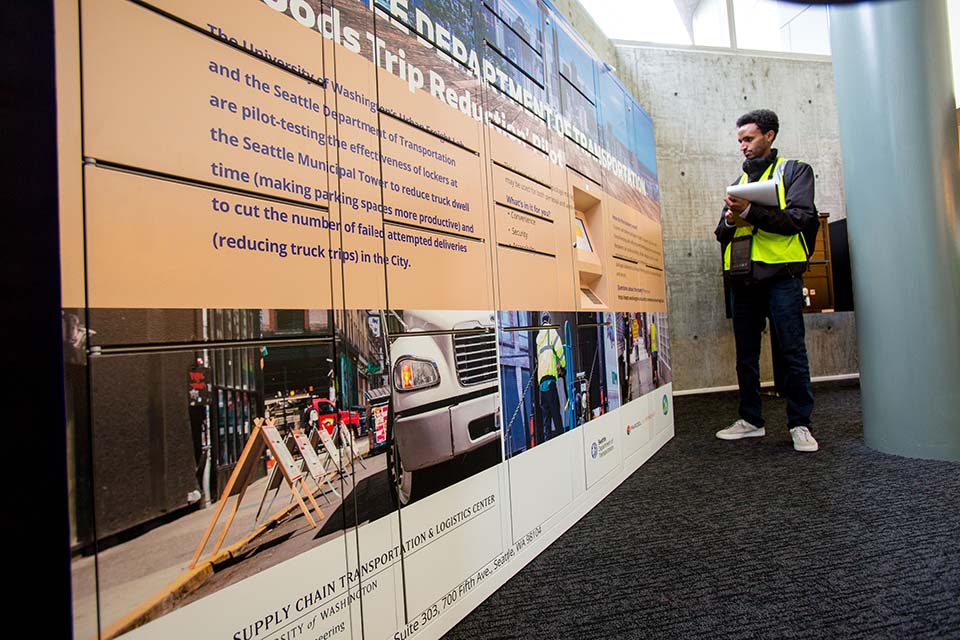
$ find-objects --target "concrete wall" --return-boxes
[612,46,858,391]
[553,0,860,391]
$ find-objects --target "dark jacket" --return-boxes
[715,150,819,283]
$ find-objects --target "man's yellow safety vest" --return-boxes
[536,327,565,381]
[723,157,810,271]
[649,322,657,353]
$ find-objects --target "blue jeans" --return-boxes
[730,277,814,429]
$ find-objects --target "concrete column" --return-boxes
[829,0,960,461]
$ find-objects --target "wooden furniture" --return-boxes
[803,212,835,313]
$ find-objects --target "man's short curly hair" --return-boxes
[736,109,779,139]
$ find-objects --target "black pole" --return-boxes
[0,1,73,636]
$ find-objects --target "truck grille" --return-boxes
[453,331,498,386]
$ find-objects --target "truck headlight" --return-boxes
[394,358,440,392]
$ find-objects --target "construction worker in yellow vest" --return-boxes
[714,109,820,453]
[536,312,565,442]
[649,318,658,387]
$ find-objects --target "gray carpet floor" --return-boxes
[443,381,960,639]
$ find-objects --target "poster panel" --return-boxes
[573,312,620,419]
[480,6,544,82]
[553,17,596,103]
[489,165,575,311]
[506,433,575,545]
[485,0,543,52]
[582,410,621,488]
[141,0,327,82]
[381,309,502,507]
[635,214,668,311]
[60,0,676,638]
[63,319,96,640]
[397,467,504,631]
[383,226,494,310]
[80,341,358,639]
[373,307,505,636]
[378,118,488,240]
[482,84,553,186]
[56,0,84,309]
[350,514,406,640]
[54,3,96,636]
[608,196,644,264]
[497,310,588,459]
[371,0,485,152]
[320,0,389,311]
[654,383,675,437]
[487,123,553,186]
[83,167,335,312]
[324,306,405,640]
[615,311,671,404]
[490,163,569,224]
[564,138,603,185]
[82,0,330,206]
[619,393,654,463]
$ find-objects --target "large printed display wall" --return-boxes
[57,0,672,638]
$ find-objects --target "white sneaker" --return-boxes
[716,419,765,440]
[790,426,819,452]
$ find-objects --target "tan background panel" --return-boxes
[84,167,333,309]
[488,127,553,187]
[611,258,644,312]
[634,214,666,271]
[144,0,327,82]
[83,0,328,205]
[647,273,668,311]
[494,205,556,255]
[324,41,386,309]
[496,247,576,312]
[55,0,84,308]
[566,167,602,203]
[607,197,644,263]
[552,205,577,312]
[324,40,387,309]
[638,265,668,312]
[384,225,492,309]
[337,205,389,310]
[616,208,665,312]
[380,119,487,240]
[491,164,568,222]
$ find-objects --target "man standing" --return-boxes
[302,400,319,434]
[714,109,819,452]
[536,312,566,442]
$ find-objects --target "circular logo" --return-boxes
[590,442,598,459]
[662,394,669,415]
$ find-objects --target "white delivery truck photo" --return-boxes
[383,310,501,505]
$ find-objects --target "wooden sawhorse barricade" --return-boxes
[255,427,342,523]
[190,418,324,570]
